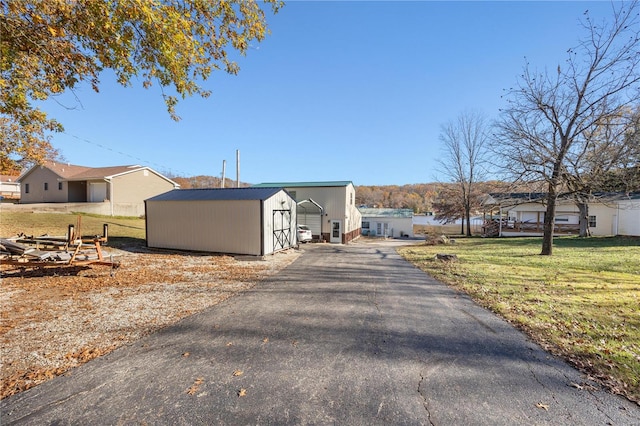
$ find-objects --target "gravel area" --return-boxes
[0,246,300,399]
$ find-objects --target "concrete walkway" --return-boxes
[2,240,639,425]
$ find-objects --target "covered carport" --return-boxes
[297,199,323,240]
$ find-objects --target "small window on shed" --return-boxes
[25,183,30,193]
[362,221,370,229]
[58,182,63,190]
[44,182,48,191]
[588,215,597,227]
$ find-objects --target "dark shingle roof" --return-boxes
[146,187,285,202]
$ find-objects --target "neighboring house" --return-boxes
[253,181,361,243]
[145,187,297,256]
[0,175,21,200]
[360,208,414,238]
[482,192,640,237]
[17,161,179,216]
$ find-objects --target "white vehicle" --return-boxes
[297,225,313,243]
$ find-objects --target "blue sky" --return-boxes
[42,1,617,186]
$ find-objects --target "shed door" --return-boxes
[273,209,293,252]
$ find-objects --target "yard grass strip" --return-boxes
[398,236,640,403]
[0,211,146,245]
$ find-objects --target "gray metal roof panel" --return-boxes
[146,187,284,202]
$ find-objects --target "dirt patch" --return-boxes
[0,247,300,399]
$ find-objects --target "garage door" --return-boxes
[298,211,321,237]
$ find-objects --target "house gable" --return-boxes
[16,161,180,216]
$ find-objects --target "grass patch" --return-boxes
[398,236,640,403]
[0,211,146,249]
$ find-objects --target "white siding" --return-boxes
[617,200,640,236]
[286,183,360,241]
[261,191,297,254]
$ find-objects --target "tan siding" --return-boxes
[111,169,175,203]
[19,166,68,203]
[146,200,263,255]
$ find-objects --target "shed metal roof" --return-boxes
[146,187,285,202]
[253,181,352,188]
[359,208,414,218]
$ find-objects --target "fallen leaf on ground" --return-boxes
[232,370,243,377]
[186,377,204,395]
[238,388,247,397]
[535,402,549,411]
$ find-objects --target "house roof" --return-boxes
[146,187,287,202]
[0,175,20,182]
[483,191,640,207]
[66,165,143,180]
[359,208,414,218]
[18,161,179,187]
[253,181,353,188]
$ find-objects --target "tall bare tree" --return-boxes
[494,1,640,254]
[438,110,489,236]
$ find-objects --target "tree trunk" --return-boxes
[465,206,472,237]
[541,193,557,255]
[578,202,590,237]
[460,212,465,235]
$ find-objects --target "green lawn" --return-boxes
[0,211,146,247]
[398,236,640,403]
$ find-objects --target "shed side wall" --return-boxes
[146,200,262,255]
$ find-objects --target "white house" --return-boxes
[0,175,20,200]
[360,208,414,238]
[253,181,361,243]
[482,192,640,237]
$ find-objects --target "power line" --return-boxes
[63,131,193,177]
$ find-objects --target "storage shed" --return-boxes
[145,187,297,256]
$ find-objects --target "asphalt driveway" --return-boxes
[2,239,639,425]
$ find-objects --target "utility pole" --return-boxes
[236,149,240,188]
[221,160,226,188]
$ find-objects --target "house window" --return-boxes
[588,215,597,227]
[555,216,569,222]
[362,221,370,229]
[58,182,63,190]
[44,182,48,191]
[25,183,29,193]
[350,192,353,205]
